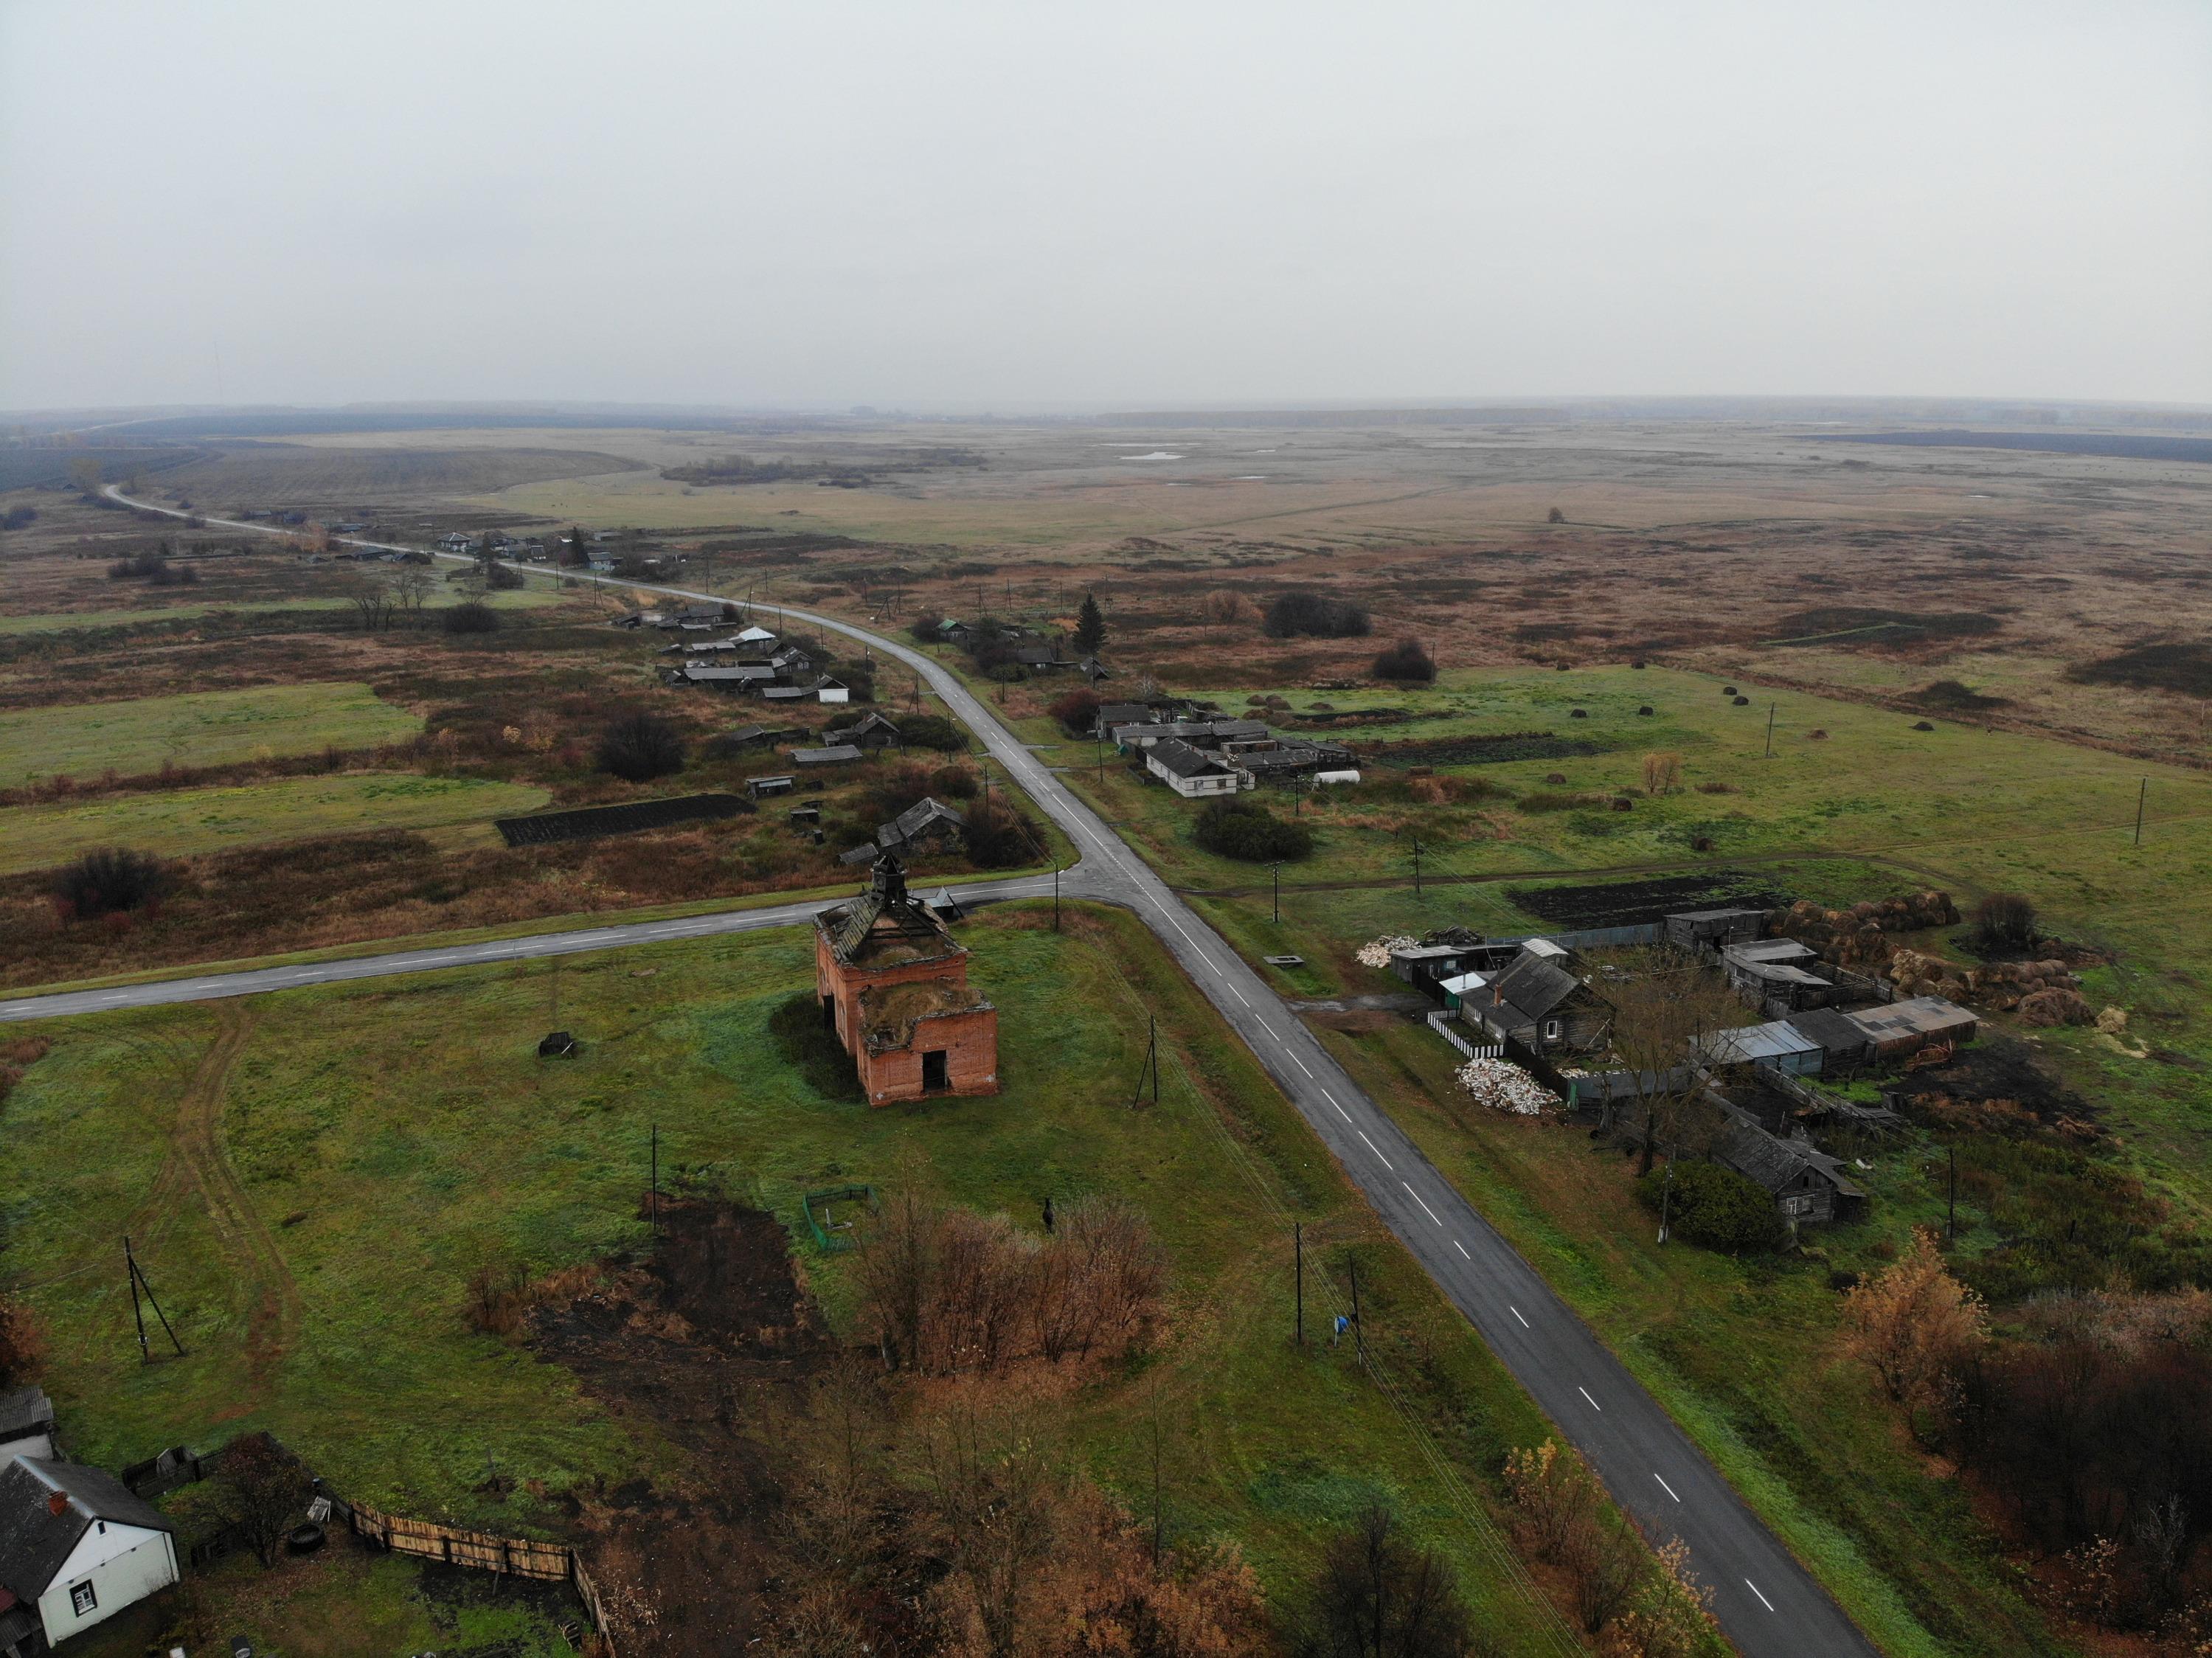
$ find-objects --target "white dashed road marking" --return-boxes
[1578,1387,1602,1412]
[1510,1305,1530,1328]
[1404,1184,1443,1226]
[1655,1474,1682,1503]
[1745,1581,1775,1613]
[1322,1089,1352,1122]
[1356,1131,1394,1170]
[1453,1239,1470,1259]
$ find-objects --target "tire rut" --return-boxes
[169,1004,301,1406]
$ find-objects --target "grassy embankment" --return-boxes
[4,905,1586,1652]
[0,683,423,790]
[0,774,552,873]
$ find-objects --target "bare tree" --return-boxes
[212,1433,306,1568]
[350,589,395,631]
[1302,1502,1476,1658]
[1598,946,1738,1172]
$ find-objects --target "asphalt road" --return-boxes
[74,491,1879,1657]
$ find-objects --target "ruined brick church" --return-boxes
[814,852,999,1104]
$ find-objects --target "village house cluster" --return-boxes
[1093,698,1361,797]
[1390,903,1980,1229]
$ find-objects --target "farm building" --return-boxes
[839,797,967,865]
[826,712,902,749]
[815,853,998,1105]
[748,775,797,798]
[0,1456,179,1651]
[1721,939,1842,1013]
[1221,737,1359,783]
[1698,1017,1828,1075]
[1842,996,1977,1058]
[1710,1110,1866,1226]
[1784,1006,1878,1069]
[816,678,851,704]
[1466,940,1615,1054]
[1110,718,1272,752]
[0,1392,53,1463]
[732,625,777,645]
[1665,908,1769,951]
[681,665,777,690]
[791,744,862,766]
[1145,738,1246,797]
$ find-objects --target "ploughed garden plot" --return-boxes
[1359,731,1605,768]
[1508,873,1786,931]
[494,793,750,847]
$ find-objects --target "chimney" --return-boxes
[46,1491,66,1518]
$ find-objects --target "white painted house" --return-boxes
[0,1457,178,1651]
[1145,738,1246,798]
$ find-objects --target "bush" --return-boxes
[964,797,1042,868]
[442,600,499,634]
[596,712,685,781]
[985,662,1028,683]
[0,1294,44,1389]
[896,713,967,752]
[907,618,947,644]
[106,547,196,584]
[1,506,36,531]
[1192,798,1315,862]
[53,847,170,920]
[1974,892,2038,953]
[1634,1160,1788,1253]
[483,562,524,591]
[1263,592,1370,639]
[1371,639,1435,683]
[1047,687,1103,736]
[932,764,979,799]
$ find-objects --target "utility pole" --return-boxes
[1764,702,1777,759]
[1272,861,1282,925]
[1411,837,1423,897]
[1294,1222,1305,1347]
[1149,1015,1159,1105]
[123,1236,184,1361]
[1348,1258,1365,1365]
[1053,863,1061,932]
[2135,777,2148,846]
[1657,1150,1675,1245]
[650,1124,659,1237]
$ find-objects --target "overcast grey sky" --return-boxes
[3,0,2207,412]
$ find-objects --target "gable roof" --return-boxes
[1148,738,1234,780]
[1485,950,1583,1023]
[818,854,962,969]
[0,1456,174,1601]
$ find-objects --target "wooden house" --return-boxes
[0,1457,179,1652]
[1467,940,1614,1053]
[1664,907,1768,952]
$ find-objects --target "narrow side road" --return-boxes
[86,490,1879,1657]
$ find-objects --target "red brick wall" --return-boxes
[858,1007,1000,1105]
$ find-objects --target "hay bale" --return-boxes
[1732,695,1752,706]
[1911,720,1936,732]
[1544,771,1568,785]
[1570,707,1588,718]
[2095,1006,2129,1036]
[2019,988,2093,1027]
[1807,728,1828,739]
[1637,704,1654,715]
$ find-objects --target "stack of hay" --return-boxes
[1769,889,1961,968]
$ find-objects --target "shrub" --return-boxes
[1974,892,2039,953]
[1547,506,1566,524]
[1634,1160,1788,1253]
[0,1294,44,1388]
[964,797,1043,868]
[53,847,170,920]
[0,506,36,531]
[596,712,685,781]
[896,713,967,752]
[1263,591,1370,639]
[1191,797,1315,861]
[932,764,979,799]
[212,1433,308,1569]
[483,561,524,591]
[1047,687,1103,736]
[907,618,947,644]
[1371,639,1435,683]
[1302,1505,1474,1657]
[985,662,1028,683]
[442,600,499,634]
[1518,791,1595,814]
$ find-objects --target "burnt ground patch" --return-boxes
[1766,607,2003,648]
[1910,679,2011,712]
[531,1199,831,1658]
[1362,731,1603,768]
[494,793,750,847]
[2070,640,2212,698]
[1884,1037,2095,1136]
[1508,872,1786,931]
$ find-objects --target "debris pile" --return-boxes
[1454,1056,1559,1116]
[1356,934,1418,969]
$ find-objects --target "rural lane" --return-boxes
[70,490,1879,1657]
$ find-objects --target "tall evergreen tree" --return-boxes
[1072,592,1106,654]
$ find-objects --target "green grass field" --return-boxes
[3,906,1583,1650]
[0,684,422,788]
[0,773,551,874]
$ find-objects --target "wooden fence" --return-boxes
[330,1488,615,1654]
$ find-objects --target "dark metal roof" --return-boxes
[1148,738,1233,780]
[0,1391,52,1443]
[791,745,861,763]
[818,854,960,968]
[0,1456,174,1601]
[1788,1007,1876,1057]
[1484,952,1581,1021]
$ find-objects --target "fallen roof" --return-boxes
[857,977,995,1050]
